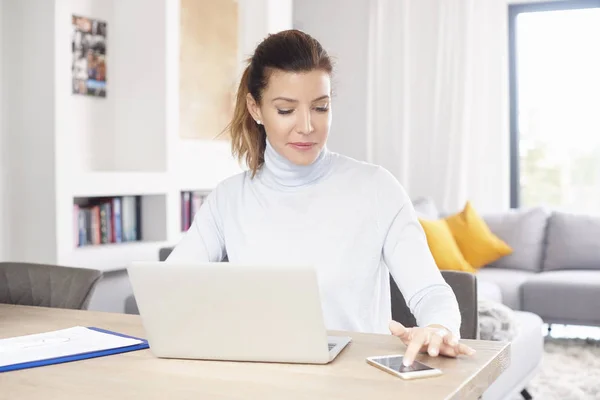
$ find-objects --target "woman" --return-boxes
[167,30,475,366]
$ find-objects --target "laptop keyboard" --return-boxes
[328,343,336,351]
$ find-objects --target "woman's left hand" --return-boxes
[389,320,476,366]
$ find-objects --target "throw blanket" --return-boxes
[478,299,518,341]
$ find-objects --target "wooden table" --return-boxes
[0,305,510,399]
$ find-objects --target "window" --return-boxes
[509,0,600,213]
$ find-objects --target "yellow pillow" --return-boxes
[445,201,513,269]
[418,218,476,273]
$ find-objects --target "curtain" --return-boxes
[366,0,510,213]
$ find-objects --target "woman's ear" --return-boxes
[246,93,263,124]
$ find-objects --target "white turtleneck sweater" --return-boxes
[166,141,461,337]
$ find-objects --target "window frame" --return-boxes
[508,0,600,208]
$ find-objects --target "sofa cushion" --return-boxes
[445,201,513,269]
[418,218,476,273]
[521,270,600,325]
[482,207,550,272]
[475,268,535,310]
[543,211,600,271]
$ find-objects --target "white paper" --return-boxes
[0,326,143,367]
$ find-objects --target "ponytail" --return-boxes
[227,63,266,178]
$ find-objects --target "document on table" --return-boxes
[0,326,144,368]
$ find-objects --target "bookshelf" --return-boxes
[180,190,211,232]
[74,195,169,247]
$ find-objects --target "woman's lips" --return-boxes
[289,142,315,151]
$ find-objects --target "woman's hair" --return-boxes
[226,29,333,177]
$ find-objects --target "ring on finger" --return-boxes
[433,328,449,338]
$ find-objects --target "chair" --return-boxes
[0,262,103,310]
[391,270,479,339]
[158,247,173,262]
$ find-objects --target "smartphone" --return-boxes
[366,354,442,380]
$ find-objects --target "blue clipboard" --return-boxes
[0,327,150,373]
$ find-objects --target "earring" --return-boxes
[256,120,262,125]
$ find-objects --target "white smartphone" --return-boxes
[366,354,443,380]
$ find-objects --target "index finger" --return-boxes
[403,330,427,367]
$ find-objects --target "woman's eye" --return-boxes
[315,106,329,112]
[277,109,293,115]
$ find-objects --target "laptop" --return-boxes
[127,261,352,364]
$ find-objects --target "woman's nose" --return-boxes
[296,111,314,135]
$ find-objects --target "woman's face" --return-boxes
[247,69,331,166]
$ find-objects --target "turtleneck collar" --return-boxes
[258,139,333,189]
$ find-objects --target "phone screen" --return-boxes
[370,356,434,373]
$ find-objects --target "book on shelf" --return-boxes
[74,196,141,247]
[181,191,208,231]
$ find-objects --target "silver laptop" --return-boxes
[127,261,352,364]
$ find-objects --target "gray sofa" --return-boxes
[413,198,600,327]
[478,207,600,328]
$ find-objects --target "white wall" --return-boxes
[112,0,167,172]
[57,0,115,174]
[293,0,371,162]
[2,0,58,263]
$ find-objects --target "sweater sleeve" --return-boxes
[376,168,462,338]
[165,187,226,263]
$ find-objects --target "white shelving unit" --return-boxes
[1,0,292,271]
[54,1,243,271]
[70,173,172,198]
